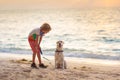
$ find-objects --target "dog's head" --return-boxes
[56,41,64,50]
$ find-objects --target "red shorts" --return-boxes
[28,36,40,53]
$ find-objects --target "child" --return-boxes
[28,23,51,68]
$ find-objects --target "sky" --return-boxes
[0,0,120,9]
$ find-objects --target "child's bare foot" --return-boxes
[31,63,38,69]
[39,63,48,68]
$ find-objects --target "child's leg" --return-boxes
[36,46,41,64]
[37,52,41,64]
[28,38,37,63]
[32,53,36,63]
[35,46,48,68]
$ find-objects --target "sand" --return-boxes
[0,53,120,80]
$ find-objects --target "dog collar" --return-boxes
[55,50,63,52]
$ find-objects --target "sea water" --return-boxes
[0,8,120,60]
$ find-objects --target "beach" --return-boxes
[0,0,120,79]
[0,53,120,80]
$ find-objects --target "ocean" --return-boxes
[0,8,120,60]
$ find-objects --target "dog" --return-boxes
[55,41,66,69]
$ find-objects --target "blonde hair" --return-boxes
[40,23,51,32]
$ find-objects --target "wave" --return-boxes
[0,47,120,61]
[95,37,120,43]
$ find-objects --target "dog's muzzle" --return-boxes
[58,43,62,47]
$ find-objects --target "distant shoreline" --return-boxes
[0,52,120,65]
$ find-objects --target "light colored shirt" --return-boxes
[28,28,40,37]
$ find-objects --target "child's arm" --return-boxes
[38,31,44,45]
[34,35,42,47]
[38,35,43,45]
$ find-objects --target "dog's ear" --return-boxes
[56,41,59,44]
[60,41,64,44]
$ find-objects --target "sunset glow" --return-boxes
[0,0,120,9]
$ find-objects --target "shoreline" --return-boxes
[0,52,120,80]
[0,52,120,65]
